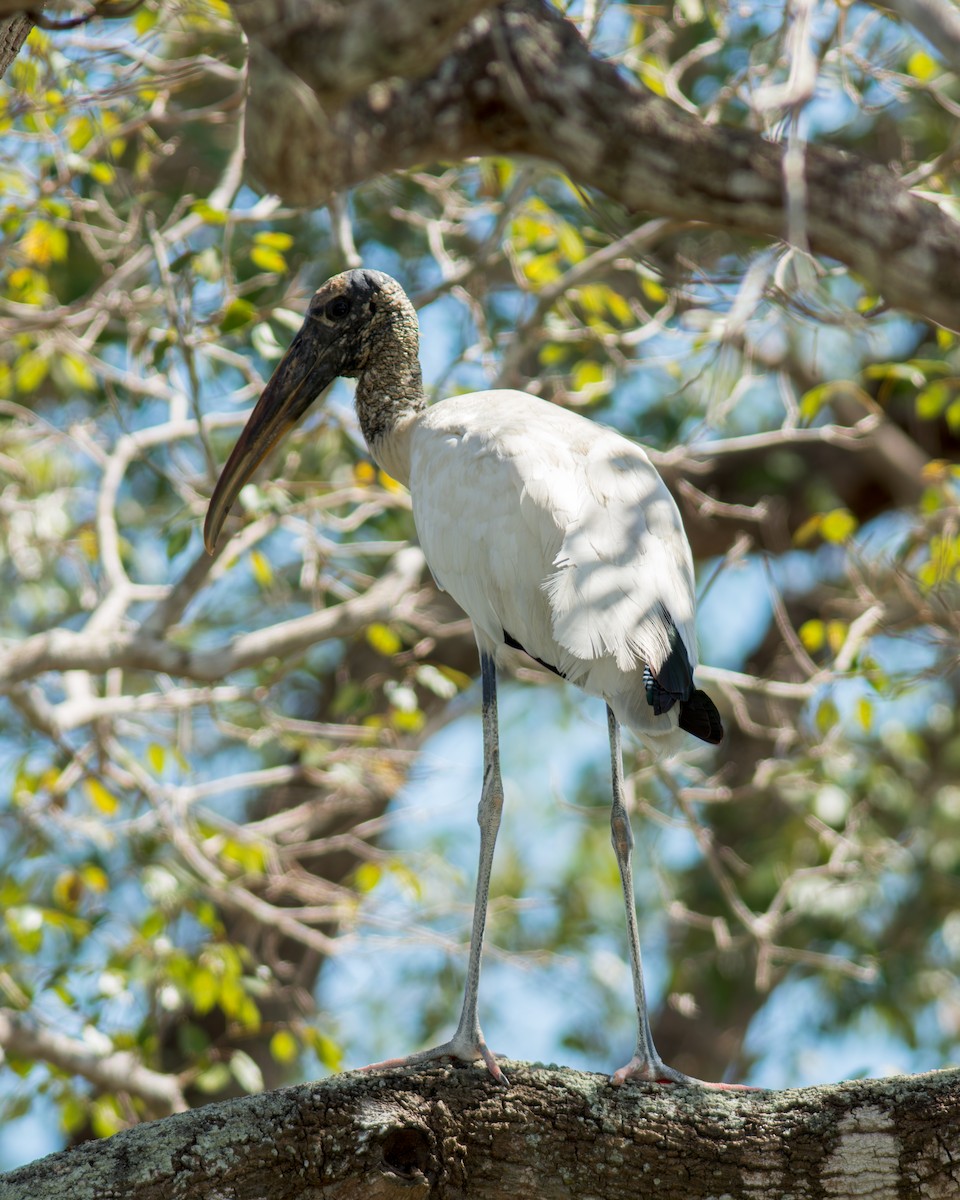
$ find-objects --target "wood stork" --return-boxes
[204,268,723,1087]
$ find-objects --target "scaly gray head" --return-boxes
[204,269,420,553]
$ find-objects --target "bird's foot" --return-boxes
[359,1030,508,1086]
[611,1053,758,1090]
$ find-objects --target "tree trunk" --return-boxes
[2,1064,958,1199]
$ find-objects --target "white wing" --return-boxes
[408,390,698,741]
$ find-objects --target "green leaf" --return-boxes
[313,1031,343,1072]
[190,200,227,225]
[220,298,256,333]
[815,698,839,734]
[189,967,220,1015]
[194,1063,232,1094]
[916,381,950,420]
[229,1049,264,1094]
[165,524,191,559]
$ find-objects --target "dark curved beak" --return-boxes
[204,321,337,553]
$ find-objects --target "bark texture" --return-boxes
[234,0,960,332]
[2,1064,958,1199]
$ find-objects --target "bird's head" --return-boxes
[204,268,412,553]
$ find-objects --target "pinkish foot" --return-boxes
[611,1054,760,1090]
[360,1032,509,1086]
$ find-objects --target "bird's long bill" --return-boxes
[203,322,335,553]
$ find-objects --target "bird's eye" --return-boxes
[326,297,352,320]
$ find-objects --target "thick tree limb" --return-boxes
[2,1064,958,1199]
[237,0,960,332]
[0,13,31,78]
[233,0,503,102]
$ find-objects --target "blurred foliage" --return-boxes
[0,0,958,1168]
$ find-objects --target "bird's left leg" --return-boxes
[359,649,507,1084]
[606,706,698,1086]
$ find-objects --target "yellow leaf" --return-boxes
[638,58,666,96]
[603,289,633,324]
[53,870,82,910]
[67,114,94,151]
[572,360,605,392]
[60,353,96,391]
[798,619,825,653]
[147,744,165,774]
[392,709,425,734]
[794,515,822,546]
[21,220,67,267]
[557,224,585,263]
[523,253,561,286]
[377,469,406,493]
[89,161,116,186]
[133,5,157,33]
[907,51,937,82]
[539,343,567,367]
[249,245,287,274]
[85,778,119,815]
[354,461,376,485]
[826,620,848,655]
[250,549,274,589]
[254,230,294,251]
[14,348,48,393]
[270,1029,299,1064]
[857,697,873,731]
[820,508,858,544]
[641,277,666,304]
[354,862,381,893]
[365,623,402,656]
[81,864,109,892]
[77,527,98,560]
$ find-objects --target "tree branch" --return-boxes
[237,0,960,331]
[0,13,32,79]
[2,1064,958,1198]
[0,1009,187,1118]
[0,547,425,689]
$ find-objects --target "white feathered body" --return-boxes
[381,390,699,749]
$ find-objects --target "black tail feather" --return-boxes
[642,609,723,744]
[679,689,723,744]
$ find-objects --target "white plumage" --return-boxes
[408,390,699,747]
[204,269,724,1088]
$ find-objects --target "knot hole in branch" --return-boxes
[380,1124,435,1187]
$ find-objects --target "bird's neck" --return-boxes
[355,347,425,487]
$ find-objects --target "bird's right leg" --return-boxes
[359,649,508,1084]
[606,706,697,1086]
